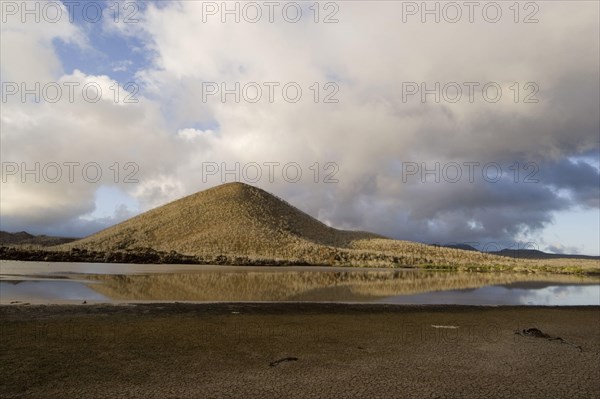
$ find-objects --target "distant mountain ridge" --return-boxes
[493,249,600,261]
[434,244,600,260]
[0,231,77,246]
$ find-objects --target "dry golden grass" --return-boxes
[64,183,376,255]
[59,183,599,274]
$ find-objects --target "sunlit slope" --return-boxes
[66,182,379,258]
[62,182,599,271]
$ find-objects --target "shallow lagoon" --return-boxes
[1,260,598,305]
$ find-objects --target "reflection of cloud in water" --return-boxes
[515,285,599,306]
[381,285,599,305]
[0,281,109,302]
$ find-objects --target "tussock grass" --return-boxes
[56,183,599,274]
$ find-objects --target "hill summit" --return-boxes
[66,182,379,260]
[49,183,597,271]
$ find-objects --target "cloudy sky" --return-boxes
[1,0,599,255]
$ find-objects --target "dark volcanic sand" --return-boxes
[1,304,599,399]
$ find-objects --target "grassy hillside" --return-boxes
[48,182,599,273]
[63,182,379,256]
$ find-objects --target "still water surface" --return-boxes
[1,260,598,305]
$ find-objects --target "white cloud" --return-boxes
[0,1,87,82]
[1,1,598,254]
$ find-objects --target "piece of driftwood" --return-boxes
[514,328,583,352]
[269,357,299,367]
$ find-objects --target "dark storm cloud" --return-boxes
[538,159,600,208]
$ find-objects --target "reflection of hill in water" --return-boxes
[86,271,598,302]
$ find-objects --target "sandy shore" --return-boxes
[1,303,599,398]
